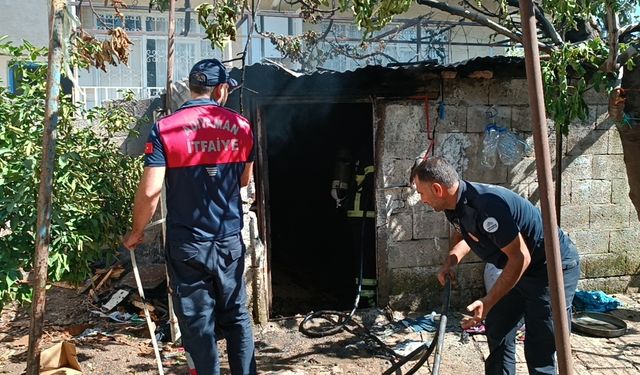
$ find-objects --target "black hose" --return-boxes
[381,277,452,375]
[298,205,366,338]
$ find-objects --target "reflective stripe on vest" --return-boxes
[347,165,375,218]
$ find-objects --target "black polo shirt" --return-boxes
[444,180,573,274]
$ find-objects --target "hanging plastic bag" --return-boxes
[497,128,527,165]
[481,124,499,168]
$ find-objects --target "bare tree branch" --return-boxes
[370,17,423,42]
[605,6,620,73]
[462,0,500,18]
[505,0,563,45]
[416,0,555,52]
[619,22,640,40]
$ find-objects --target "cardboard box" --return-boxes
[39,341,83,375]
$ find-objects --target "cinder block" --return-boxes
[385,139,430,160]
[565,128,609,156]
[607,132,624,158]
[511,106,532,132]
[507,156,537,185]
[435,132,472,174]
[609,229,640,254]
[442,78,491,106]
[571,179,612,204]
[413,210,450,239]
[582,87,608,105]
[388,212,413,242]
[561,204,590,230]
[455,262,485,290]
[563,155,593,180]
[581,253,627,278]
[611,178,631,205]
[488,79,530,105]
[560,179,572,206]
[594,104,616,131]
[592,154,626,180]
[384,104,426,142]
[577,276,632,293]
[378,188,407,225]
[466,105,512,133]
[388,266,441,310]
[590,204,630,229]
[382,158,415,188]
[430,102,467,133]
[566,230,609,254]
[388,238,449,268]
[460,133,509,183]
[626,252,640,275]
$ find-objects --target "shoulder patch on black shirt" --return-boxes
[483,217,499,233]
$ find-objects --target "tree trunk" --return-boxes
[619,57,640,221]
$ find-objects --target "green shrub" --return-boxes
[0,40,143,311]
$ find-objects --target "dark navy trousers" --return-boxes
[166,233,257,375]
[484,248,580,375]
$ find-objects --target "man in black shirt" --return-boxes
[411,157,580,375]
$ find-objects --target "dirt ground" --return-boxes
[1,285,639,375]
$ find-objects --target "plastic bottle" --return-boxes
[497,128,525,166]
[481,125,499,168]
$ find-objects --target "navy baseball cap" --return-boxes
[189,58,238,87]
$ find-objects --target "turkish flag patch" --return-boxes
[144,142,153,154]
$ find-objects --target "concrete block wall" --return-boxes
[378,78,640,311]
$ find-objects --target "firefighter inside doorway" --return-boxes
[331,145,376,308]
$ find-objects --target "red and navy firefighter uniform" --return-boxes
[145,98,257,375]
[445,180,580,375]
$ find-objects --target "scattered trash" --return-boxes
[572,311,627,338]
[39,341,83,375]
[400,311,439,333]
[464,323,485,334]
[77,328,107,338]
[573,290,622,313]
[393,340,429,356]
[102,289,130,311]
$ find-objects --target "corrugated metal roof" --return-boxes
[229,55,525,98]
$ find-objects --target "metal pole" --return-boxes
[130,249,165,375]
[166,0,176,111]
[555,126,563,224]
[518,1,573,374]
[164,0,181,343]
[26,1,65,374]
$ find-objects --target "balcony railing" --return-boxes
[79,86,165,109]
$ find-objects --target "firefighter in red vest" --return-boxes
[124,59,256,375]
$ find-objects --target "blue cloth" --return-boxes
[573,290,622,313]
[400,312,438,333]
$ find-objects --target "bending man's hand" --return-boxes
[437,264,456,286]
[461,298,491,329]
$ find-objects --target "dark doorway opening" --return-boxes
[263,102,375,317]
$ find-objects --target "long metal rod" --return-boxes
[166,0,176,111]
[130,250,165,375]
[164,0,181,344]
[26,1,65,373]
[518,1,573,374]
